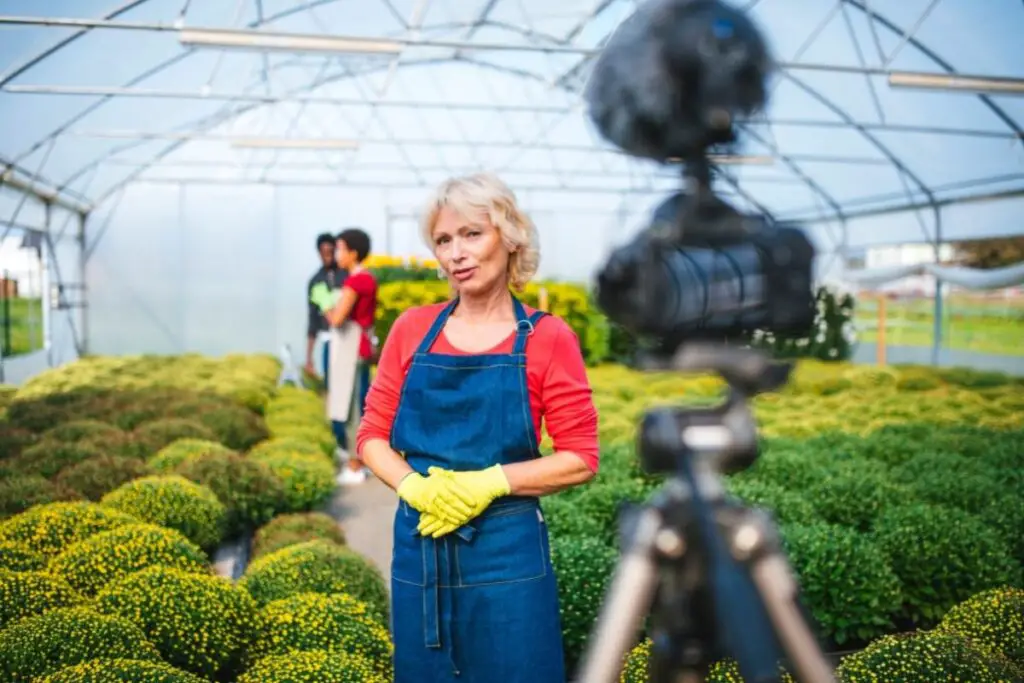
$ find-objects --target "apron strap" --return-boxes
[512,309,546,355]
[414,298,459,355]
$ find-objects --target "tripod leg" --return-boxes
[576,507,663,683]
[749,554,835,683]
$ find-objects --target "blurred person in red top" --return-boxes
[324,227,379,486]
[356,173,598,682]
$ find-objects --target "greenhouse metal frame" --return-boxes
[0,0,1022,383]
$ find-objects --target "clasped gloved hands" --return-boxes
[416,465,511,538]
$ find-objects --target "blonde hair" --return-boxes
[419,172,540,291]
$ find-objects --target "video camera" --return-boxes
[575,1,835,682]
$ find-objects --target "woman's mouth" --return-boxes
[452,267,476,282]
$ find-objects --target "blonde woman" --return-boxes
[356,173,600,682]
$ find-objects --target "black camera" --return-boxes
[586,0,817,358]
[576,3,835,683]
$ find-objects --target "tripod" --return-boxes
[574,343,836,683]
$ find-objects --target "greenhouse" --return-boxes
[1,1,1022,682]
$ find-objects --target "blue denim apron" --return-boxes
[388,296,566,683]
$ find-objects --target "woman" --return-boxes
[324,227,379,486]
[356,173,599,682]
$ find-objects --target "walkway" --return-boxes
[327,475,397,587]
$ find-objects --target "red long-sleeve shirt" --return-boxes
[356,302,600,472]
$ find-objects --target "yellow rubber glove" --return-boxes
[417,465,511,538]
[396,472,478,525]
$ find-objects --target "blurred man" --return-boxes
[306,233,347,378]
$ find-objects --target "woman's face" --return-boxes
[432,205,510,297]
[335,239,357,270]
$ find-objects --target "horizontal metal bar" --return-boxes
[3,83,575,113]
[1,15,1021,84]
[127,175,697,195]
[0,161,92,214]
[781,173,1024,220]
[791,186,1024,223]
[65,128,892,165]
[0,15,582,54]
[126,175,678,194]
[98,158,806,183]
[8,84,1021,141]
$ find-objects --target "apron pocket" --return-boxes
[392,507,426,587]
[456,504,547,587]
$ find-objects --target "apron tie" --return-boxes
[412,521,476,675]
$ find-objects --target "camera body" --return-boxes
[585,0,817,356]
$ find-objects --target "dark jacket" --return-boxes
[307,266,347,338]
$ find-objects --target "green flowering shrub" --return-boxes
[8,441,103,478]
[53,455,152,501]
[174,451,285,535]
[95,565,259,679]
[244,592,394,677]
[0,474,83,519]
[722,478,818,526]
[239,540,389,623]
[36,658,208,682]
[148,438,233,473]
[100,475,227,549]
[780,523,903,644]
[892,448,995,482]
[619,638,651,683]
[977,498,1024,564]
[251,511,346,560]
[49,522,210,597]
[705,659,795,682]
[248,436,329,461]
[541,494,607,540]
[736,450,833,491]
[0,540,45,571]
[835,631,1020,682]
[132,419,217,455]
[191,404,269,451]
[550,534,619,671]
[41,419,125,444]
[0,568,85,629]
[546,479,649,548]
[936,586,1024,667]
[0,606,163,683]
[267,424,336,457]
[248,450,336,512]
[801,465,910,532]
[872,504,1022,625]
[238,650,389,682]
[0,424,37,457]
[0,501,139,559]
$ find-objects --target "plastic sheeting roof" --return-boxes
[1,0,1022,248]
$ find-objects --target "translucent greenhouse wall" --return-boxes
[0,196,86,386]
[84,179,650,358]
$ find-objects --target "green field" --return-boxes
[854,295,1024,357]
[1,297,44,357]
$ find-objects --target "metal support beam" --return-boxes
[99,158,805,184]
[6,84,1021,141]
[790,186,1024,224]
[0,160,93,214]
[123,176,683,195]
[930,206,943,366]
[63,129,890,166]
[78,212,89,356]
[1,14,1021,85]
